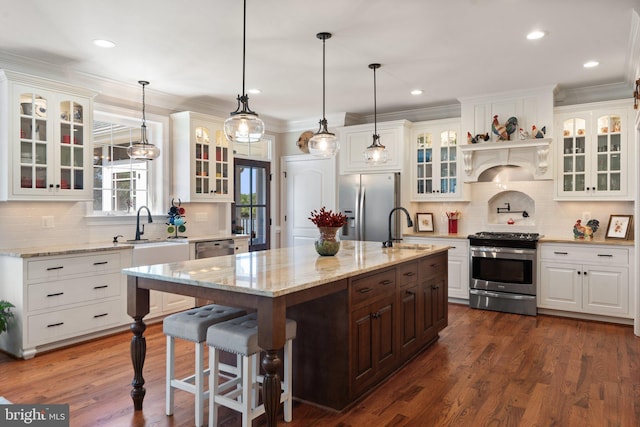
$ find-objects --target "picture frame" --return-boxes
[605,214,633,240]
[416,212,434,232]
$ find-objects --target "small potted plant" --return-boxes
[0,300,14,335]
[309,207,348,256]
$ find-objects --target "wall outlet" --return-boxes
[195,212,208,222]
[42,216,55,228]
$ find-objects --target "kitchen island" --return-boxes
[123,240,449,426]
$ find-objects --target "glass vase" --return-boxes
[315,226,341,256]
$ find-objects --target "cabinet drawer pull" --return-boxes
[93,313,108,319]
[553,252,569,255]
[596,254,613,257]
[93,261,109,266]
[358,287,373,294]
[46,266,64,271]
[431,285,440,289]
[46,292,64,297]
[47,322,64,328]
[93,285,108,290]
[404,272,416,277]
[405,290,414,296]
[380,279,393,286]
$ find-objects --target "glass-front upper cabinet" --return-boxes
[555,101,631,200]
[411,119,465,201]
[2,70,95,201]
[171,111,233,202]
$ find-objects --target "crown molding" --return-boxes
[625,8,640,83]
[554,82,632,106]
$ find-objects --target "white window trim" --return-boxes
[87,103,169,221]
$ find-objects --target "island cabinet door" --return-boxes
[350,295,396,396]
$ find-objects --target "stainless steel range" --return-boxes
[468,231,540,316]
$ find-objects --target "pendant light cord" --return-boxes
[322,35,326,120]
[373,65,377,137]
[242,0,247,97]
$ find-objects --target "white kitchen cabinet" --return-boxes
[0,70,96,201]
[554,101,633,200]
[171,111,234,202]
[539,243,631,318]
[0,248,131,359]
[410,119,468,201]
[337,120,410,174]
[404,236,469,300]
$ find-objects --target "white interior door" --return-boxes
[281,155,336,248]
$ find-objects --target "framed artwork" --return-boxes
[416,212,434,232]
[605,215,633,240]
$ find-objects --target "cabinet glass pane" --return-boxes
[597,154,607,171]
[610,134,620,151]
[610,153,620,171]
[72,102,83,124]
[195,126,210,144]
[417,150,424,163]
[575,156,585,172]
[74,147,83,167]
[425,180,432,193]
[417,180,424,194]
[563,175,573,191]
[450,163,456,176]
[610,173,620,191]
[597,174,608,191]
[417,164,424,178]
[597,135,608,152]
[35,167,46,188]
[441,179,448,193]
[564,157,573,172]
[450,178,457,193]
[35,143,46,165]
[440,147,448,161]
[425,164,432,178]
[576,137,585,153]
[450,147,456,161]
[61,145,71,167]
[425,148,432,163]
[20,142,32,163]
[575,174,585,191]
[441,164,448,177]
[61,169,71,189]
[20,166,33,188]
[74,169,83,189]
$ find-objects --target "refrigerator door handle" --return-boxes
[358,185,365,240]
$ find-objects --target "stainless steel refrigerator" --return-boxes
[338,172,401,243]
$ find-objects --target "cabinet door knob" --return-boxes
[577,271,581,275]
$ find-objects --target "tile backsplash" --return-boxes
[412,180,634,239]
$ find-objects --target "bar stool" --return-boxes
[163,304,247,427]
[206,313,297,427]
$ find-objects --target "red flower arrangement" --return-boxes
[309,207,347,227]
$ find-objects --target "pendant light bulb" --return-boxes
[127,80,160,160]
[224,0,265,143]
[309,32,339,158]
[364,63,387,164]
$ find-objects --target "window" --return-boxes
[233,158,270,251]
[92,106,167,215]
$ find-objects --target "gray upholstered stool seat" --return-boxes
[163,304,246,427]
[206,313,297,427]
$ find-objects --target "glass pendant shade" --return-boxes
[364,63,387,164]
[364,134,388,164]
[225,0,264,143]
[224,110,265,143]
[309,32,338,158]
[309,119,339,158]
[127,80,160,160]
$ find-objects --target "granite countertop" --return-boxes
[403,232,468,240]
[539,236,634,246]
[123,240,449,298]
[0,234,250,258]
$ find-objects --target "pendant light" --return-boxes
[224,0,265,143]
[127,80,160,160]
[308,32,339,158]
[364,63,387,164]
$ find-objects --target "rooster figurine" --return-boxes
[531,125,546,139]
[519,128,530,140]
[492,115,518,141]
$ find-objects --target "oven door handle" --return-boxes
[470,289,536,301]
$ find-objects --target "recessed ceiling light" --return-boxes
[526,30,546,40]
[248,88,261,94]
[93,39,116,48]
[410,89,423,96]
[583,61,599,68]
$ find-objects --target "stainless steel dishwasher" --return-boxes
[195,239,235,259]
[194,239,235,306]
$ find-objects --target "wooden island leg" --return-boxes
[261,350,282,427]
[130,316,147,410]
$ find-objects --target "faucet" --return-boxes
[383,207,414,248]
[135,206,153,241]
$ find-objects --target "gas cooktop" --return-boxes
[468,231,541,241]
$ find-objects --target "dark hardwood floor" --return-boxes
[1,303,638,426]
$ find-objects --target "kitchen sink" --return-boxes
[129,239,190,266]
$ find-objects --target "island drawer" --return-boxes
[397,262,418,286]
[350,268,396,305]
[420,253,447,279]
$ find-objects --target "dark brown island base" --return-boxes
[123,240,448,426]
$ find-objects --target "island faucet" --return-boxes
[135,206,153,241]
[383,207,413,248]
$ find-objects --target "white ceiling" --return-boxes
[0,0,638,127]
